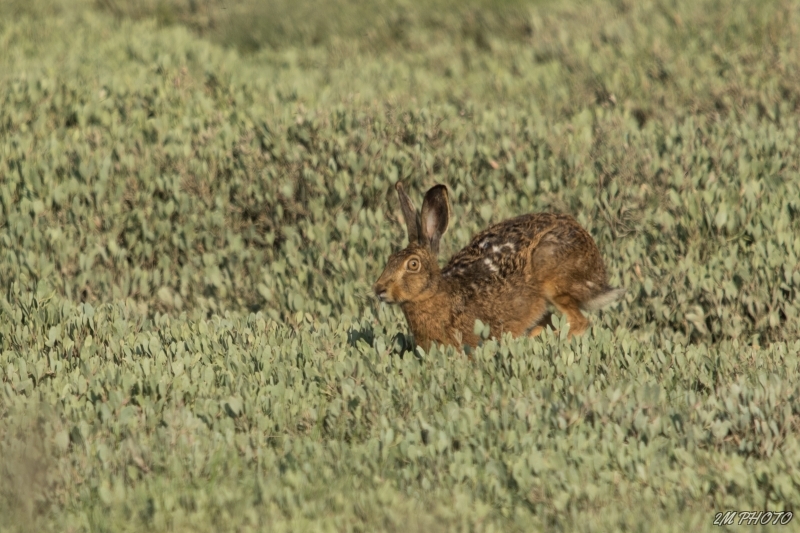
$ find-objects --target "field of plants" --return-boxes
[1,0,800,531]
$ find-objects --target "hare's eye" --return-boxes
[407,259,420,271]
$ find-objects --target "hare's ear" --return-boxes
[395,182,421,244]
[420,184,450,255]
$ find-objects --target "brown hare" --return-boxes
[373,182,623,351]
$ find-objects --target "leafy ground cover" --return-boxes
[1,0,799,531]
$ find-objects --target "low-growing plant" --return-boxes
[1,0,799,531]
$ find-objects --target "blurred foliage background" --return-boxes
[1,0,799,531]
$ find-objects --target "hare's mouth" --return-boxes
[375,288,397,303]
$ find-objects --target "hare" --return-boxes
[373,182,623,351]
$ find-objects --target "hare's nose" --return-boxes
[373,283,387,301]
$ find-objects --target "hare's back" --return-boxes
[441,213,601,282]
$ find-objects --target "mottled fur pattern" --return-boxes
[373,183,623,351]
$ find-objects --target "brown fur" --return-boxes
[373,183,623,351]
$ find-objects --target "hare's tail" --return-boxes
[581,287,625,311]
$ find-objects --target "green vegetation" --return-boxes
[1,0,799,531]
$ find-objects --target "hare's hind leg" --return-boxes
[520,298,551,337]
[526,311,554,337]
[550,294,589,337]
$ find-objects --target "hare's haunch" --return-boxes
[373,182,623,351]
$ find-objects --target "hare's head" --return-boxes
[373,183,450,304]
